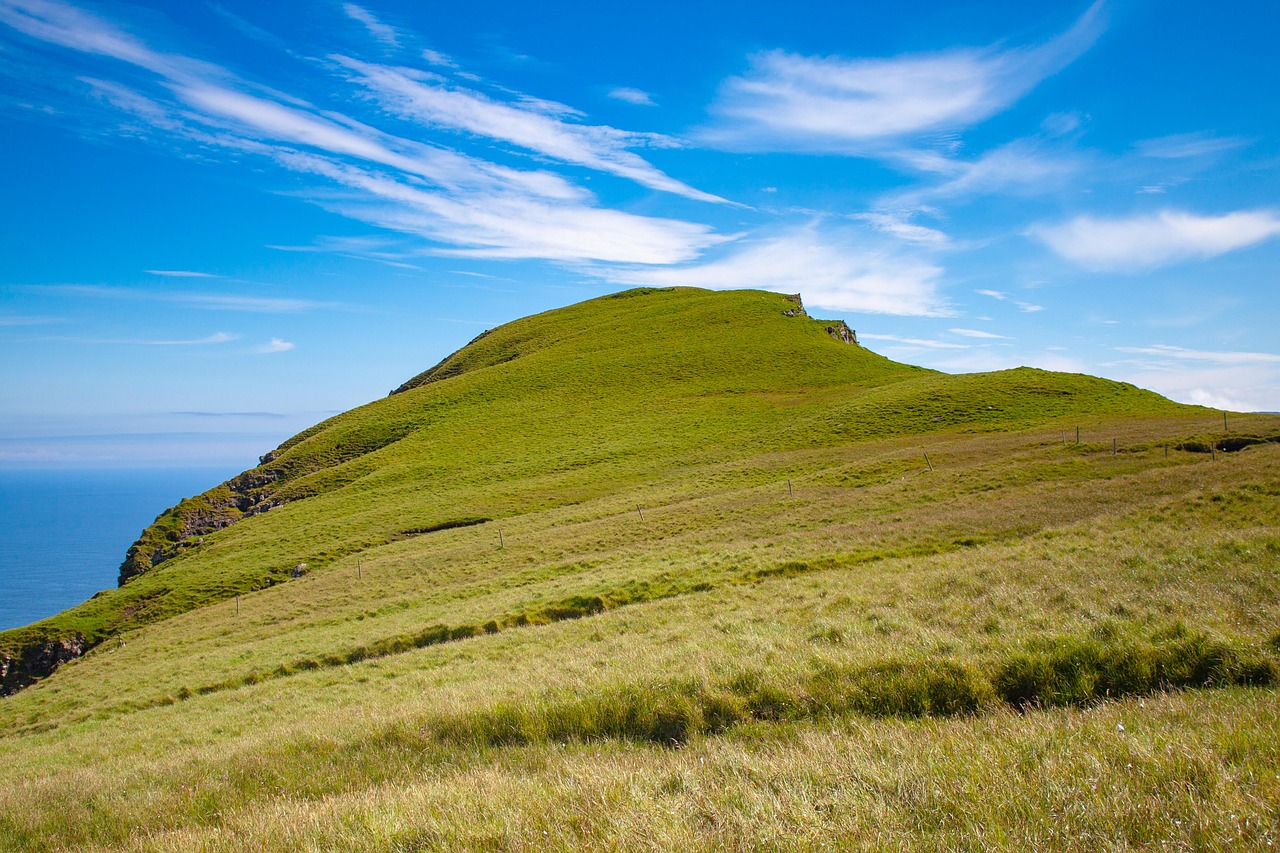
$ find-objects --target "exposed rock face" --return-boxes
[825,321,857,345]
[0,635,86,696]
[781,293,807,317]
[117,467,284,585]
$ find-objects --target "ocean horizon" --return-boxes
[0,467,238,632]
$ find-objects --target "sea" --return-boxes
[0,468,237,632]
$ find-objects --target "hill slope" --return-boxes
[1,287,1278,850]
[0,287,1190,688]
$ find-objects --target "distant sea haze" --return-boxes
[0,468,234,631]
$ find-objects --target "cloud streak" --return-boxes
[1030,209,1280,271]
[0,0,732,268]
[342,3,400,49]
[256,337,294,353]
[48,331,236,345]
[32,285,339,313]
[332,56,726,204]
[702,2,1104,153]
[145,269,217,277]
[608,87,656,106]
[949,328,1009,339]
[1114,344,1280,365]
[860,333,967,349]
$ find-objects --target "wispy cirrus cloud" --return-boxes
[47,331,236,346]
[949,328,1010,339]
[596,226,949,316]
[341,3,400,49]
[608,87,656,106]
[276,151,726,263]
[0,0,730,266]
[145,269,218,278]
[702,2,1104,153]
[1114,344,1280,365]
[256,337,294,354]
[853,212,948,246]
[420,48,456,69]
[31,284,339,313]
[976,289,1044,313]
[859,333,967,349]
[331,56,726,204]
[1030,209,1280,271]
[1134,132,1248,160]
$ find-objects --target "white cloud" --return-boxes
[975,289,1044,313]
[1,0,731,267]
[1114,344,1280,365]
[341,3,400,49]
[886,137,1087,206]
[279,152,727,264]
[860,333,967,349]
[1134,132,1248,160]
[949,328,1009,339]
[1106,344,1280,411]
[1030,209,1280,271]
[597,227,949,316]
[332,56,726,203]
[608,87,656,106]
[49,331,237,346]
[145,269,217,277]
[854,212,948,245]
[257,337,294,353]
[1109,362,1280,412]
[702,2,1103,152]
[34,285,336,313]
[421,48,456,68]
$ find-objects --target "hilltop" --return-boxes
[1,287,1278,850]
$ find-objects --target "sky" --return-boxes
[1,0,1278,469]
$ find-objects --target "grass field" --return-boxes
[1,288,1277,850]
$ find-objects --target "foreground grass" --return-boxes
[0,439,1277,849]
[57,690,1280,852]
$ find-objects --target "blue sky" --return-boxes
[2,0,1278,468]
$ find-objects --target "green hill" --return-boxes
[2,287,1278,851]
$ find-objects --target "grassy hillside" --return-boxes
[1,287,1278,850]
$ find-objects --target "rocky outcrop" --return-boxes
[118,468,284,585]
[825,321,857,345]
[780,296,856,344]
[0,635,87,696]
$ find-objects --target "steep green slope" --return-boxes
[0,287,1205,690]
